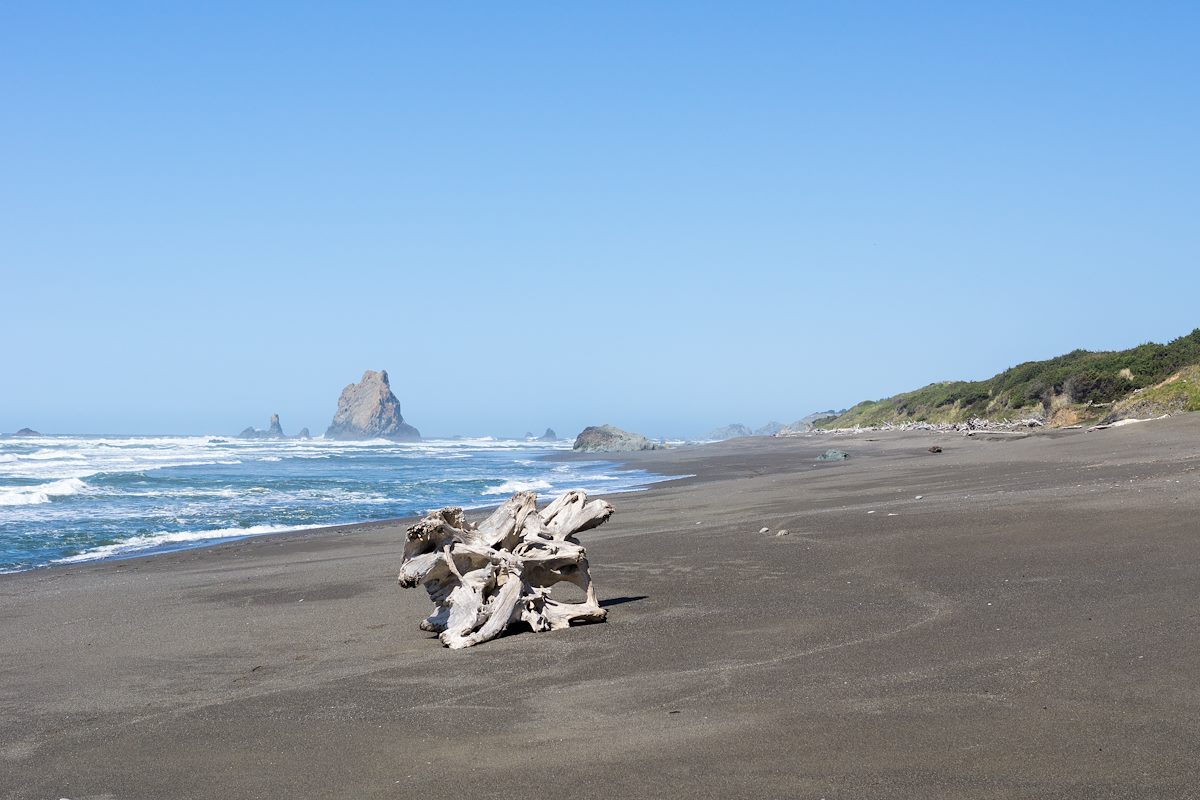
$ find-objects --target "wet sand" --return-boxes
[3,416,1200,799]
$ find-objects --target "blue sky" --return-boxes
[2,2,1198,437]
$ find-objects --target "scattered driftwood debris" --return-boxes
[398,490,612,649]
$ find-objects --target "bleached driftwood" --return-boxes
[398,490,613,649]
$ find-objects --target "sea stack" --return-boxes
[538,428,558,442]
[573,424,663,453]
[238,414,287,440]
[706,423,753,440]
[325,369,420,441]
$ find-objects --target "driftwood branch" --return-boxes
[398,490,613,649]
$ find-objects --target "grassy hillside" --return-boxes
[820,328,1200,429]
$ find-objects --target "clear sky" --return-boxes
[2,2,1198,438]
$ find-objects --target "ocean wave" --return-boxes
[482,478,552,496]
[0,478,89,506]
[22,450,87,461]
[51,523,321,564]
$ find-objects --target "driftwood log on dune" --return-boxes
[398,490,613,649]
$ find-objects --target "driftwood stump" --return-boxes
[398,490,613,649]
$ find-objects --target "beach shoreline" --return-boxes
[4,416,1200,798]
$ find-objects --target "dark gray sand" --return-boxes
[4,417,1200,799]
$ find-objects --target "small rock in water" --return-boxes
[775,529,790,536]
[817,449,850,462]
[759,527,770,534]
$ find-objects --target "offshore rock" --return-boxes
[297,428,311,440]
[707,423,753,440]
[10,428,42,437]
[325,370,421,442]
[573,424,663,453]
[238,414,287,440]
[538,428,558,442]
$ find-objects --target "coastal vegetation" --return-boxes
[820,328,1200,428]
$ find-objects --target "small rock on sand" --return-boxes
[759,527,770,534]
[817,449,850,461]
[775,529,790,536]
[928,446,943,454]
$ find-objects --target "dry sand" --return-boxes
[3,416,1200,799]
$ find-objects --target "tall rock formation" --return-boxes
[325,370,421,441]
[238,414,287,439]
[538,428,558,442]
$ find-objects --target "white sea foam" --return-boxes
[482,478,553,496]
[23,450,86,460]
[0,478,89,506]
[51,523,322,564]
[0,433,673,572]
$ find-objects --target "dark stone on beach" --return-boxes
[817,449,850,461]
[573,424,663,453]
[928,446,943,454]
[538,428,558,442]
[10,428,41,437]
[325,369,420,442]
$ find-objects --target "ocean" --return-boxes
[0,434,672,573]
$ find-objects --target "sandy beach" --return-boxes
[3,417,1200,799]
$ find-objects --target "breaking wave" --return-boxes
[0,478,89,506]
[482,478,553,496]
[52,524,321,564]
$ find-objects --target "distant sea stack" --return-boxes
[538,428,558,442]
[326,370,420,441]
[573,424,663,453]
[238,414,288,440]
[10,428,42,437]
[707,423,753,440]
